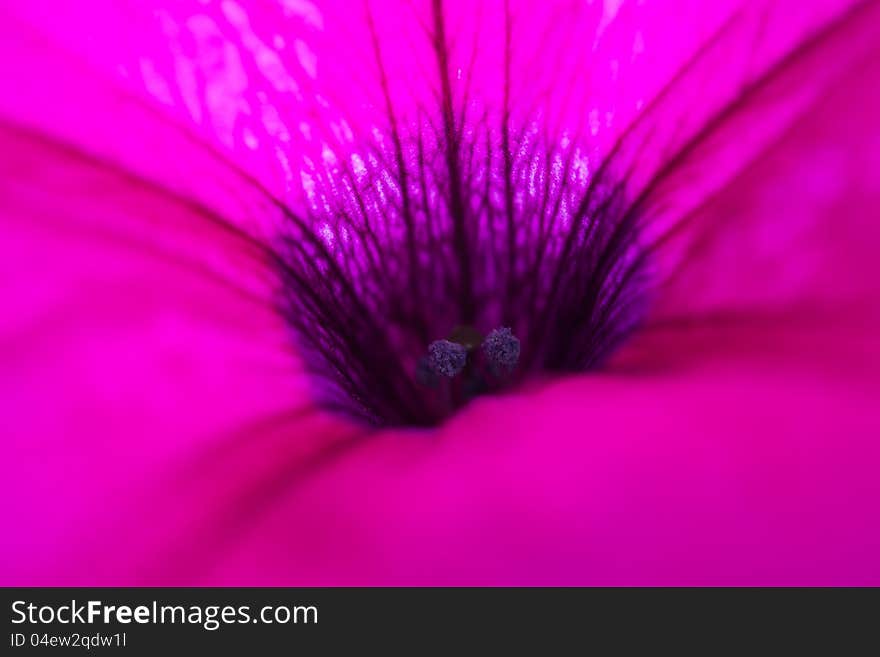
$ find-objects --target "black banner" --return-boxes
[2,588,877,654]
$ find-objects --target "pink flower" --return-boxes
[1,0,879,584]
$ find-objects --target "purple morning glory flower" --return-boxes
[1,0,880,586]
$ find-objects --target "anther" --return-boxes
[427,339,468,377]
[482,327,521,374]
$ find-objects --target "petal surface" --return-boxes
[1,0,878,584]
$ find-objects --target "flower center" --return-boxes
[276,116,649,427]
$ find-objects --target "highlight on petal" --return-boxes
[0,0,879,585]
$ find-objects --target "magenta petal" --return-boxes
[2,0,879,584]
[210,363,879,585]
[207,1,880,584]
[0,33,357,581]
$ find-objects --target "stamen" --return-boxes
[482,327,521,375]
[427,339,468,378]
